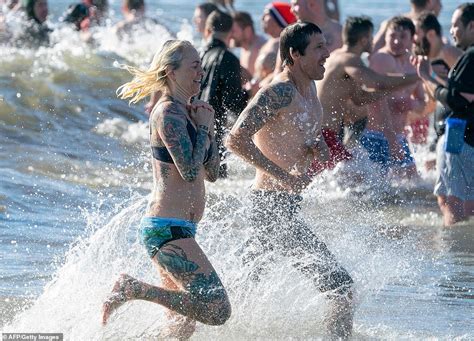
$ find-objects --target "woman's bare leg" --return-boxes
[158,268,196,339]
[102,238,230,326]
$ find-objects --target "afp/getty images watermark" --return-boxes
[2,334,63,341]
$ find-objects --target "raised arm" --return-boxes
[156,103,213,182]
[225,82,297,182]
[345,55,418,92]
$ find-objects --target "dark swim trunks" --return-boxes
[244,190,353,293]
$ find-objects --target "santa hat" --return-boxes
[266,2,296,29]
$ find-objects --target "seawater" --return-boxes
[1,0,472,339]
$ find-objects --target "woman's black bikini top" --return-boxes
[151,97,214,165]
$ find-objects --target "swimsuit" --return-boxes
[243,190,353,294]
[151,96,214,165]
[140,217,197,258]
[360,130,415,171]
[308,128,352,175]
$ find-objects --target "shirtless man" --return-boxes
[230,11,266,77]
[226,22,354,338]
[255,2,296,86]
[291,0,342,52]
[373,0,442,52]
[363,16,426,176]
[310,16,420,174]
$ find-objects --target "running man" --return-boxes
[226,22,354,338]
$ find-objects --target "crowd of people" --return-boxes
[1,0,472,338]
[102,0,473,339]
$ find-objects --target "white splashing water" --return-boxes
[4,150,435,339]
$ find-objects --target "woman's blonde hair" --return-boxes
[117,40,194,104]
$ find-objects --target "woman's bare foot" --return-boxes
[102,274,144,325]
[162,311,196,340]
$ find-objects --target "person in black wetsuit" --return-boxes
[198,9,249,178]
[413,3,474,226]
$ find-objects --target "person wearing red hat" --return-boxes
[255,2,297,88]
[265,1,297,33]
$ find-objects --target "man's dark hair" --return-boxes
[280,22,323,66]
[232,11,254,32]
[457,3,474,27]
[343,16,374,47]
[418,11,442,36]
[387,16,416,36]
[410,0,429,10]
[124,0,144,11]
[205,9,233,33]
[197,2,218,17]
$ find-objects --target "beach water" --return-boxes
[1,0,473,339]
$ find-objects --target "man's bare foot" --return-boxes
[102,274,144,325]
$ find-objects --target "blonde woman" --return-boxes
[102,40,230,336]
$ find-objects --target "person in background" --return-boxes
[291,0,343,52]
[102,40,230,338]
[413,3,474,226]
[198,10,249,178]
[310,16,420,176]
[409,11,462,145]
[113,0,160,39]
[373,0,442,52]
[81,0,108,29]
[193,2,218,40]
[230,11,266,77]
[255,2,296,88]
[363,16,425,177]
[14,0,50,46]
[61,3,89,31]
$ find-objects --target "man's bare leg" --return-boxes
[438,195,465,226]
[326,289,354,339]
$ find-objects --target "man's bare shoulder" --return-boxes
[369,50,396,69]
[262,38,279,53]
[254,77,297,111]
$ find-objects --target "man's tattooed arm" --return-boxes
[157,103,208,182]
[225,82,296,181]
